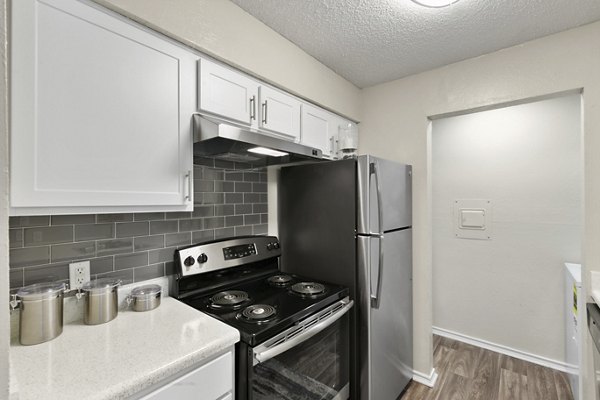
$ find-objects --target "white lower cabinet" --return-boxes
[10,0,197,215]
[139,350,234,400]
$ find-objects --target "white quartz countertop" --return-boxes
[10,297,239,400]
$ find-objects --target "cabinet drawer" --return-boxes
[140,351,233,400]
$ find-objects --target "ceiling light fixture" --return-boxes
[411,0,460,8]
[247,147,289,157]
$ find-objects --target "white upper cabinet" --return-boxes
[258,86,302,140]
[198,59,259,128]
[10,0,197,215]
[301,104,338,159]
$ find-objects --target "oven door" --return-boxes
[249,297,353,400]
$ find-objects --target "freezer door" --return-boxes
[358,229,413,399]
[358,155,412,234]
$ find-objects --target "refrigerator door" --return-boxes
[358,229,413,399]
[358,155,412,234]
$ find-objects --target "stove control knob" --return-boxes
[273,242,280,249]
[198,253,208,264]
[183,256,195,268]
[266,243,273,251]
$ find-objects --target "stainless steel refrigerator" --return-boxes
[279,155,413,400]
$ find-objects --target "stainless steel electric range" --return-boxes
[173,236,353,400]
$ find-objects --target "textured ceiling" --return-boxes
[230,0,600,88]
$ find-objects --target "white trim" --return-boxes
[433,326,577,374]
[413,368,438,388]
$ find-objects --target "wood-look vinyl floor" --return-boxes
[399,335,573,400]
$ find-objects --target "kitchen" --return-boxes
[1,0,599,399]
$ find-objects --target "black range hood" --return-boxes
[193,115,323,167]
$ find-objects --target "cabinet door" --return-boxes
[10,0,196,214]
[199,58,259,128]
[301,104,337,159]
[140,350,233,400]
[259,86,301,141]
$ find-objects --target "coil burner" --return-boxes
[209,290,250,309]
[290,282,326,297]
[238,304,277,324]
[267,274,293,287]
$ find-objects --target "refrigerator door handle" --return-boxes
[371,235,384,309]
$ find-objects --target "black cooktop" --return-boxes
[181,272,348,346]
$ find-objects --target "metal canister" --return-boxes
[15,282,66,345]
[81,278,121,325]
[126,284,162,312]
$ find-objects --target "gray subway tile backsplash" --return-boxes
[9,229,23,248]
[225,216,243,227]
[115,252,149,270]
[10,246,50,268]
[96,238,133,257]
[8,162,270,290]
[24,225,73,246]
[192,230,215,243]
[75,223,114,241]
[235,182,252,192]
[148,247,177,264]
[179,219,204,232]
[52,241,95,262]
[244,214,261,225]
[133,235,164,252]
[116,221,149,238]
[205,217,225,229]
[133,263,165,282]
[24,262,70,285]
[51,214,95,225]
[90,256,114,275]
[97,213,133,223]
[215,205,235,216]
[165,232,192,247]
[9,216,50,228]
[134,212,166,221]
[150,220,179,235]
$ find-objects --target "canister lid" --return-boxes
[16,281,66,300]
[82,278,121,293]
[130,284,161,300]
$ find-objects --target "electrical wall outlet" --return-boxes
[69,261,90,289]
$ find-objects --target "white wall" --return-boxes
[91,0,361,121]
[0,0,9,397]
[359,21,600,397]
[432,94,582,363]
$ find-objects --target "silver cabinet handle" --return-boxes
[329,136,334,156]
[184,170,191,202]
[370,161,384,309]
[253,298,353,365]
[262,100,268,125]
[250,96,256,120]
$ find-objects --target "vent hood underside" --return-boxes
[193,115,323,167]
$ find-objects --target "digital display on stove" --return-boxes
[223,243,257,260]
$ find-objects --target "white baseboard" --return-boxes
[413,368,438,387]
[432,326,577,374]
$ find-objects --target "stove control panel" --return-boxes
[176,236,281,277]
[223,244,257,260]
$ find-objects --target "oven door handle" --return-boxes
[253,298,354,365]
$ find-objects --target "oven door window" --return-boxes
[252,310,350,400]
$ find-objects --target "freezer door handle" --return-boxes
[371,234,384,309]
[369,161,384,308]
